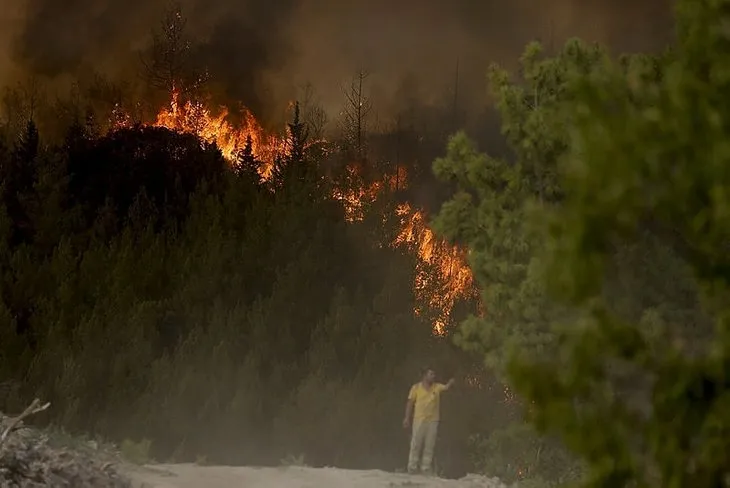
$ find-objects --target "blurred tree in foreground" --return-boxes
[433,0,729,485]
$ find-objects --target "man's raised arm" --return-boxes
[442,378,455,391]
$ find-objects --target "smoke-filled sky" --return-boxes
[0,0,673,118]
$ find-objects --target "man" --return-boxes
[402,367,455,475]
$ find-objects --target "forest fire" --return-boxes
[332,165,407,222]
[332,177,382,222]
[153,90,285,179]
[144,91,476,335]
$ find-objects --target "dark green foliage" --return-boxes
[433,0,730,486]
[66,125,227,229]
[432,39,608,377]
[234,134,262,187]
[469,422,582,485]
[1,120,40,246]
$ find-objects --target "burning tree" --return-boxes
[140,2,207,100]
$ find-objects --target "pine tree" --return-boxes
[287,101,308,167]
[432,39,606,377]
[272,101,314,192]
[433,1,730,485]
[239,135,255,167]
[141,2,193,95]
[234,134,261,184]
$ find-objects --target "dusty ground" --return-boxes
[0,409,508,488]
[124,464,508,488]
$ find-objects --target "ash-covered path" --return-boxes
[126,464,508,488]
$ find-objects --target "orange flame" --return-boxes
[330,162,475,334]
[392,202,476,335]
[152,90,285,179]
[332,164,407,222]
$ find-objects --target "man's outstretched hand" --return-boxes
[446,378,455,389]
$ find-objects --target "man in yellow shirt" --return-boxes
[402,367,455,475]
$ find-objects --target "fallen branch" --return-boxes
[0,398,51,446]
[0,398,130,487]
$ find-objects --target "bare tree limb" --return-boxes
[139,1,201,97]
[339,70,373,160]
[0,398,51,447]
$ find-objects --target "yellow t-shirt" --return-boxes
[408,382,447,422]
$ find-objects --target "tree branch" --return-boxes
[0,398,51,447]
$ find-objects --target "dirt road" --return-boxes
[125,464,508,488]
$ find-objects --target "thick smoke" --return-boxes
[1,0,673,119]
[275,0,674,114]
[4,0,300,118]
[193,0,298,117]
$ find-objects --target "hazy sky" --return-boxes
[0,0,673,117]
